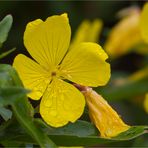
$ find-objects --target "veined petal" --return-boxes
[60,42,110,87]
[83,88,130,138]
[40,78,85,127]
[13,54,51,100]
[24,13,71,70]
[140,3,148,43]
[24,19,43,41]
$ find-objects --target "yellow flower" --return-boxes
[140,3,148,114]
[144,93,148,113]
[105,5,148,58]
[70,19,103,48]
[140,3,148,43]
[104,7,142,58]
[83,87,130,138]
[13,13,110,127]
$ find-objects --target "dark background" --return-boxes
[0,1,145,65]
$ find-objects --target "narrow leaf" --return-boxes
[0,15,13,47]
[0,107,12,121]
[0,48,16,59]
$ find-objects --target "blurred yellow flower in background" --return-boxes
[144,93,148,113]
[140,3,148,43]
[71,19,103,48]
[104,5,148,59]
[13,13,110,127]
[140,3,148,113]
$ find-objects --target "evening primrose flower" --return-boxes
[140,3,148,43]
[13,13,110,127]
[70,19,103,48]
[140,3,148,113]
[81,86,130,138]
[105,7,141,58]
[105,5,148,58]
[144,94,148,113]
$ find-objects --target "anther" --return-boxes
[51,71,56,76]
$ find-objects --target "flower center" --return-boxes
[51,71,57,77]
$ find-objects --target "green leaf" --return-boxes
[0,64,57,148]
[0,107,12,121]
[0,119,147,147]
[37,120,148,146]
[132,135,148,147]
[112,126,148,140]
[0,64,23,87]
[0,48,16,59]
[0,87,29,106]
[35,119,99,137]
[96,77,148,101]
[0,15,13,47]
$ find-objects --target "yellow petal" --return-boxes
[40,78,85,127]
[83,88,130,138]
[70,20,90,49]
[105,10,141,58]
[140,3,148,43]
[88,19,103,42]
[71,19,102,48]
[60,42,110,87]
[24,14,71,70]
[13,54,51,100]
[144,93,148,113]
[24,19,43,41]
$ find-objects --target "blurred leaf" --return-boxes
[0,107,12,121]
[0,48,16,59]
[0,64,23,87]
[132,135,148,147]
[1,141,21,147]
[0,15,13,47]
[0,87,29,106]
[134,42,148,55]
[0,64,57,147]
[0,119,147,146]
[97,77,148,101]
[113,126,148,140]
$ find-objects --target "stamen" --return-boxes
[51,71,56,77]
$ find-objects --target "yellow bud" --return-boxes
[83,87,130,138]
